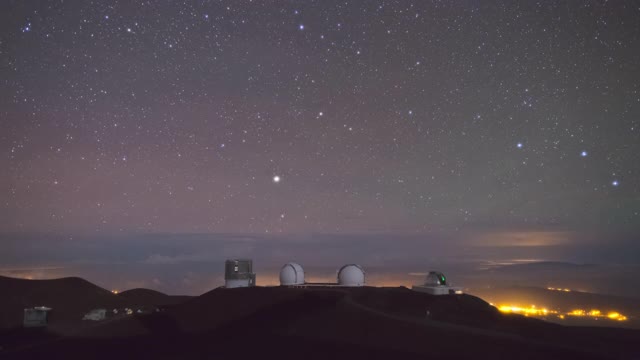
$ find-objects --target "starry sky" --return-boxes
[2,1,639,244]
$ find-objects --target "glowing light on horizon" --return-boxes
[496,304,627,321]
[547,287,571,292]
[498,305,554,316]
[607,312,626,320]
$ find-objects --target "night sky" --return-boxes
[2,1,639,243]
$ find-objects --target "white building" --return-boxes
[277,263,366,287]
[23,306,52,327]
[337,264,365,286]
[83,308,107,321]
[412,271,462,295]
[224,259,256,288]
[279,262,305,285]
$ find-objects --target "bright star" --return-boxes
[517,143,523,149]
[299,24,304,30]
[612,180,619,187]
[581,151,588,157]
[273,175,281,183]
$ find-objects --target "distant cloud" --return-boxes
[142,253,212,264]
[471,230,574,247]
[0,266,68,280]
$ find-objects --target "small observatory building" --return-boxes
[412,271,462,295]
[83,308,107,321]
[337,264,365,286]
[279,262,305,286]
[23,306,52,327]
[224,259,256,288]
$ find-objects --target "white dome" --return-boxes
[424,271,447,286]
[337,264,365,286]
[279,262,305,285]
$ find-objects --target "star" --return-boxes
[2,1,638,253]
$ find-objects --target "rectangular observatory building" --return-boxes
[224,259,256,288]
[24,306,52,327]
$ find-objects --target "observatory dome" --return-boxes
[279,262,305,285]
[424,271,447,286]
[337,264,365,286]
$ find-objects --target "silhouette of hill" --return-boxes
[2,284,639,359]
[0,275,123,331]
[117,288,191,307]
[0,276,191,333]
